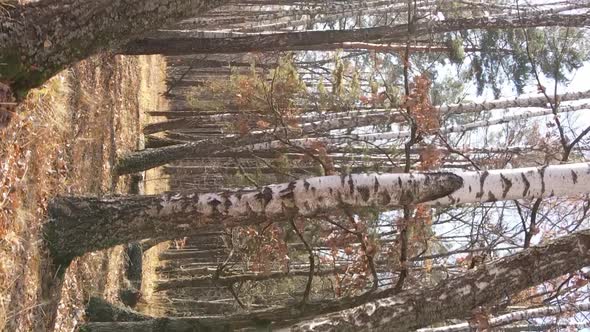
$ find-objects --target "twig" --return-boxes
[233,157,260,188]
[289,218,314,306]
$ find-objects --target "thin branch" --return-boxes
[290,218,315,306]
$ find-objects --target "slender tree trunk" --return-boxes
[154,267,354,291]
[120,13,590,55]
[123,99,589,174]
[158,248,226,261]
[0,0,227,97]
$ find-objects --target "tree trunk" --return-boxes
[0,0,227,97]
[46,163,590,262]
[124,102,589,174]
[416,302,590,332]
[46,172,461,261]
[120,13,590,55]
[291,229,590,331]
[158,248,226,261]
[85,297,150,322]
[78,229,590,331]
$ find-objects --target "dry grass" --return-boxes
[136,241,170,317]
[0,54,166,331]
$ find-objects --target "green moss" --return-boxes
[0,51,54,99]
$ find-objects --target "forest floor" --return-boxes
[0,54,167,331]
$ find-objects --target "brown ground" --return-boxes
[0,54,167,331]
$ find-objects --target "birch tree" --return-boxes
[47,163,590,262]
[417,302,590,332]
[289,229,590,332]
[115,103,590,174]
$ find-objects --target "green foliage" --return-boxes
[526,27,589,82]
[187,54,307,114]
[446,36,465,65]
[470,29,529,97]
[431,75,467,106]
[332,56,345,96]
[465,27,588,97]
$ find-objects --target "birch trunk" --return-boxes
[50,163,590,261]
[46,172,461,261]
[431,162,590,205]
[122,102,589,175]
[244,104,589,152]
[347,104,590,143]
[146,90,590,126]
[0,0,226,96]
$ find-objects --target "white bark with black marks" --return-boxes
[46,172,462,261]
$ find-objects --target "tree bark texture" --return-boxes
[0,0,227,96]
[79,229,590,331]
[290,229,590,331]
[85,297,150,322]
[48,163,590,260]
[416,302,590,332]
[46,172,461,260]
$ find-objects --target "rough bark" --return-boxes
[0,0,227,96]
[78,229,590,331]
[46,172,461,261]
[416,302,590,332]
[120,13,590,55]
[80,319,235,332]
[124,242,143,290]
[49,163,590,261]
[291,229,590,331]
